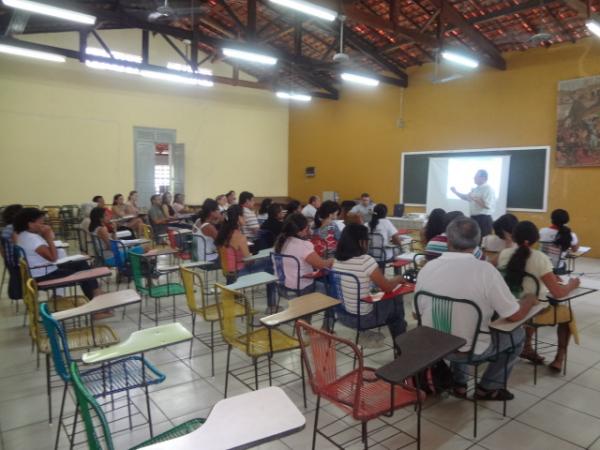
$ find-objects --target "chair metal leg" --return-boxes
[145,383,154,438]
[254,358,259,390]
[224,345,232,398]
[189,314,196,360]
[534,327,539,385]
[300,354,307,409]
[54,383,68,450]
[154,298,159,326]
[473,364,478,438]
[46,354,52,423]
[210,321,215,377]
[267,356,273,387]
[312,396,321,450]
[69,401,79,450]
[0,265,6,295]
[172,295,176,323]
[503,352,509,417]
[362,422,368,449]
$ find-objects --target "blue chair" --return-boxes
[0,237,25,311]
[40,303,165,450]
[271,252,308,299]
[109,239,135,288]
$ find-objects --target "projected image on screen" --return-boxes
[446,157,504,199]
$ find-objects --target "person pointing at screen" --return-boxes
[451,169,495,237]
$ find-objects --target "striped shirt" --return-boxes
[425,233,484,260]
[333,254,378,315]
[241,207,259,239]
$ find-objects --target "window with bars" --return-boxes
[154,165,170,194]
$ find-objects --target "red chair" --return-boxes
[167,229,192,260]
[296,320,423,449]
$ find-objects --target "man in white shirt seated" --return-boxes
[415,217,538,401]
[451,169,496,237]
[301,195,321,222]
[350,193,374,223]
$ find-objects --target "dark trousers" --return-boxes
[471,214,493,238]
[35,260,99,300]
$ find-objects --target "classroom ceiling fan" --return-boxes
[332,15,351,65]
[145,0,209,23]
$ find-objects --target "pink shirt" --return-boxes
[281,237,316,290]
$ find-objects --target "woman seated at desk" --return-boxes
[111,193,144,237]
[162,192,192,230]
[482,214,518,266]
[215,205,277,313]
[368,203,405,261]
[333,224,407,345]
[498,220,580,372]
[192,198,221,267]
[311,201,340,258]
[15,208,108,315]
[89,207,146,267]
[539,209,579,273]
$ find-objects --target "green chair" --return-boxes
[128,251,186,325]
[69,361,204,450]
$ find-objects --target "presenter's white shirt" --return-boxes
[469,183,495,216]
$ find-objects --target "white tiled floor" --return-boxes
[1,252,600,449]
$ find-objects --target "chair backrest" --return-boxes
[500,270,541,299]
[192,233,208,262]
[539,240,565,270]
[167,229,179,250]
[215,283,251,350]
[127,251,146,291]
[0,236,23,270]
[90,234,105,262]
[254,229,274,251]
[23,277,41,344]
[180,266,208,316]
[142,224,155,246]
[325,269,362,316]
[69,362,115,450]
[109,239,127,270]
[271,252,302,292]
[368,232,386,262]
[295,320,363,404]
[2,239,25,299]
[217,246,237,277]
[39,302,73,383]
[414,291,483,358]
[77,227,90,254]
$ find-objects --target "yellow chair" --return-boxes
[180,267,245,375]
[24,278,120,423]
[142,223,169,249]
[215,283,300,398]
[42,205,63,235]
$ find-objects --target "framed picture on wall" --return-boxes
[557,75,600,167]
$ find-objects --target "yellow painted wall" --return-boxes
[0,30,288,206]
[289,38,600,256]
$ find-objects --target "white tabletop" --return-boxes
[55,254,92,265]
[226,272,278,290]
[243,248,273,262]
[120,238,150,247]
[144,387,305,450]
[489,303,547,332]
[53,240,69,249]
[52,289,141,321]
[157,261,213,272]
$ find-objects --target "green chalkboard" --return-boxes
[401,147,549,210]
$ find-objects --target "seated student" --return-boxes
[161,192,191,230]
[301,196,321,222]
[416,217,538,400]
[312,201,340,258]
[257,198,272,223]
[148,194,169,239]
[334,200,357,233]
[1,204,23,242]
[368,203,404,260]
[192,198,220,265]
[539,209,579,272]
[425,211,484,259]
[89,207,145,266]
[498,221,580,372]
[239,191,260,240]
[259,203,285,248]
[216,194,228,212]
[225,190,236,208]
[350,193,374,223]
[111,193,144,237]
[482,214,518,266]
[275,213,333,295]
[14,208,109,315]
[215,205,277,312]
[420,208,446,245]
[124,190,141,216]
[172,194,191,216]
[333,224,407,343]
[284,200,301,218]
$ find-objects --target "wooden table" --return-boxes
[52,289,141,321]
[37,266,111,290]
[82,323,192,364]
[143,387,305,450]
[260,293,340,327]
[376,326,466,450]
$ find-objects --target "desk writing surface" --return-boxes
[37,267,111,288]
[144,387,305,450]
[260,293,340,327]
[489,303,547,332]
[226,272,278,290]
[120,238,150,246]
[82,323,192,364]
[243,248,273,262]
[56,254,91,265]
[549,287,596,302]
[52,289,140,321]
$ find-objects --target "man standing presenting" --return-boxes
[451,169,495,237]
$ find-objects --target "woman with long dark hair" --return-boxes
[257,198,272,223]
[89,207,145,266]
[258,203,284,249]
[368,203,405,260]
[420,208,446,244]
[192,198,221,264]
[539,209,579,272]
[311,200,340,258]
[216,205,277,312]
[111,193,144,237]
[498,221,580,371]
[482,213,518,266]
[333,224,406,343]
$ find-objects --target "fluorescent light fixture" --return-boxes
[141,69,214,87]
[86,46,141,63]
[222,47,277,65]
[0,43,65,62]
[586,19,600,38]
[340,72,379,87]
[276,91,312,102]
[441,50,479,68]
[2,0,96,25]
[269,0,336,21]
[167,61,213,76]
[85,60,141,75]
